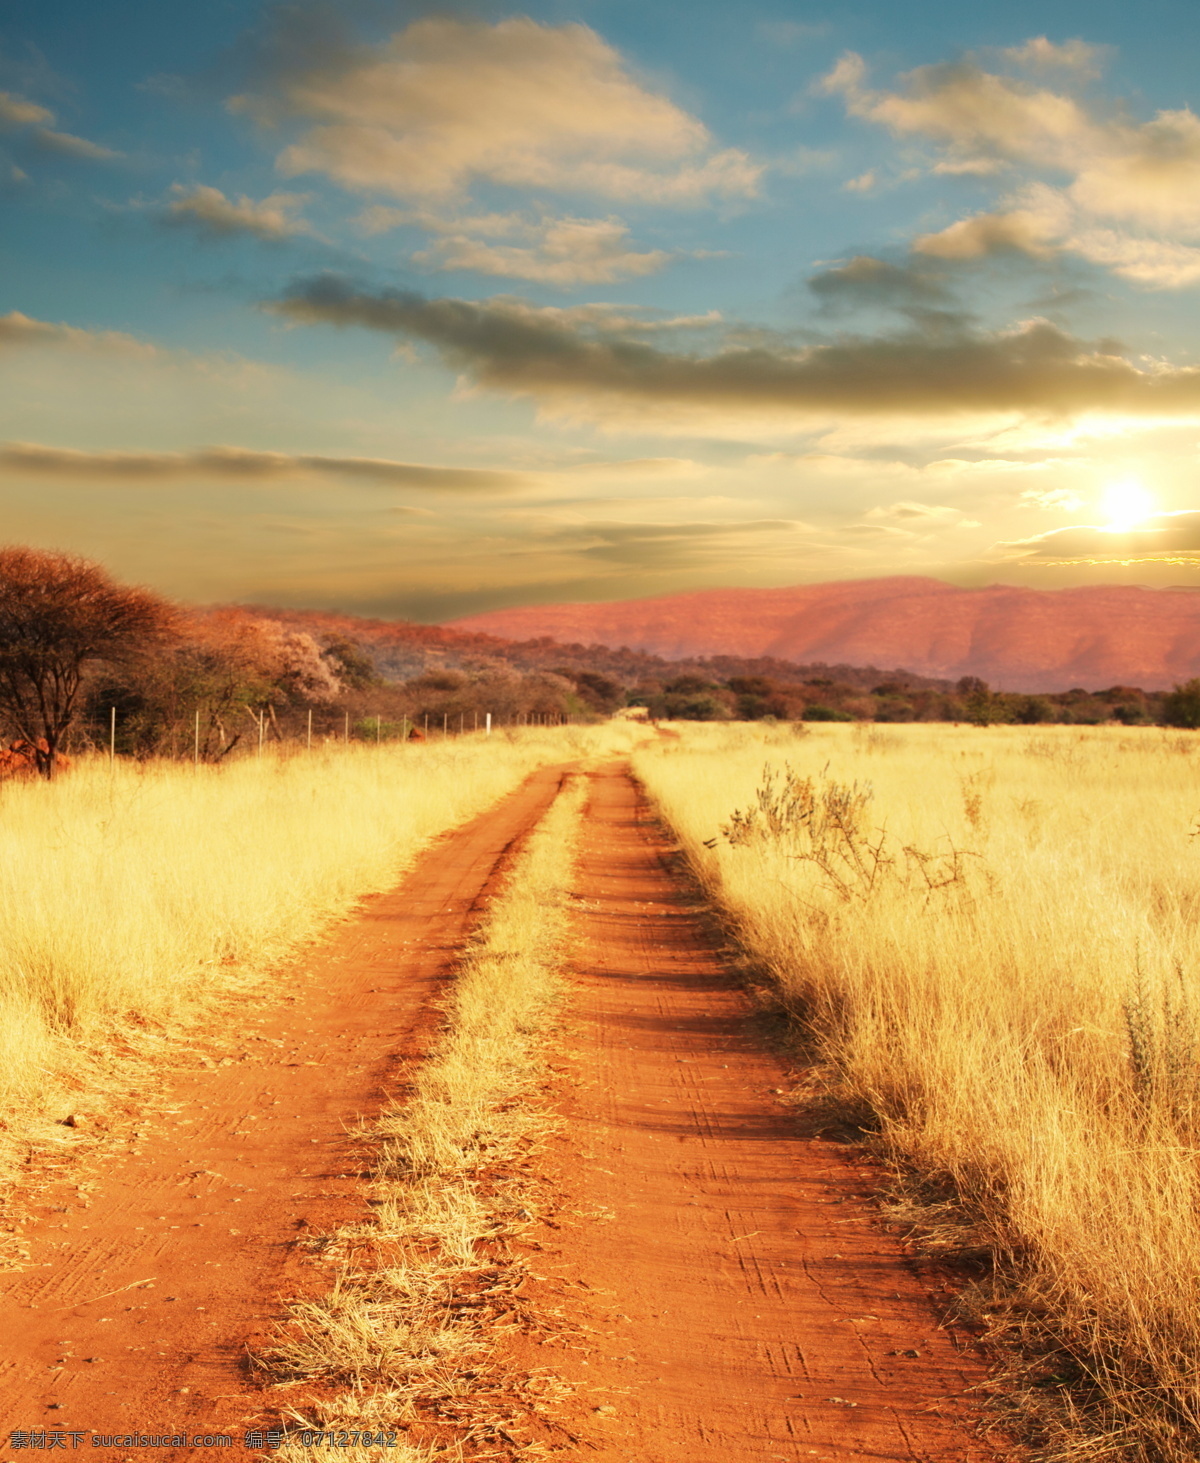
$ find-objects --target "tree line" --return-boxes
[4,545,1200,778]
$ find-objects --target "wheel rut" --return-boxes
[0,762,569,1435]
[516,763,1008,1462]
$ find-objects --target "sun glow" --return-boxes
[1101,478,1157,532]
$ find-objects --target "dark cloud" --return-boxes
[808,255,953,312]
[999,511,1200,561]
[273,273,1200,418]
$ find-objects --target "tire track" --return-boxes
[0,763,569,1436]
[523,763,1009,1462]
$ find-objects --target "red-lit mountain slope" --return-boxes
[447,577,1200,692]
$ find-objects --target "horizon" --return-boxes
[7,2,1200,617]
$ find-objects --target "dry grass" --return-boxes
[0,727,629,1184]
[632,721,1200,1462]
[268,773,587,1460]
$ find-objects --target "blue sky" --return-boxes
[6,0,1200,618]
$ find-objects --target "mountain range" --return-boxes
[448,577,1200,693]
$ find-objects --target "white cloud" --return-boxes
[412,214,670,285]
[1021,486,1087,510]
[0,91,53,128]
[0,310,156,356]
[1002,37,1104,77]
[231,16,761,208]
[0,88,119,160]
[163,184,317,241]
[865,500,982,528]
[826,44,1200,288]
[843,169,878,193]
[36,129,120,161]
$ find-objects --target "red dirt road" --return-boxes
[0,764,568,1438]
[524,766,1005,1461]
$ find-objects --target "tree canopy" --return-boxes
[0,546,177,775]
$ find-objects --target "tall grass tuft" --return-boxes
[632,722,1200,1461]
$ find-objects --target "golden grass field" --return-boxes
[0,727,631,1181]
[633,721,1200,1460]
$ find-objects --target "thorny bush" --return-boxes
[720,762,975,904]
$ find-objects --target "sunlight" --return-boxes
[1100,477,1158,532]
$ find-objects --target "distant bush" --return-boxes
[1161,679,1200,729]
[802,704,855,722]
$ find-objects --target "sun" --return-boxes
[1100,478,1158,533]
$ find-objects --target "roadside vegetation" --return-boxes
[269,774,585,1460]
[0,731,602,1186]
[633,721,1200,1462]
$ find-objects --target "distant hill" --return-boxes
[447,577,1200,692]
[241,603,946,692]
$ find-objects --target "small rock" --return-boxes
[61,1113,84,1128]
[594,1406,617,1416]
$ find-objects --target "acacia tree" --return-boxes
[0,547,176,777]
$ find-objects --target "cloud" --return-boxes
[35,129,120,160]
[0,440,704,494]
[1002,37,1104,77]
[547,517,801,568]
[0,310,156,356]
[824,45,1200,289]
[411,213,671,285]
[843,169,878,193]
[915,209,1055,260]
[1021,486,1086,510]
[0,441,533,492]
[0,87,119,160]
[273,274,1200,423]
[998,510,1200,561]
[163,184,317,242]
[809,255,953,311]
[0,91,53,128]
[865,500,981,527]
[230,16,761,207]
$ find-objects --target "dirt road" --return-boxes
[0,763,568,1436]
[0,758,1003,1460]
[516,766,1003,1462]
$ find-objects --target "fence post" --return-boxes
[258,710,264,757]
[307,708,312,751]
[376,714,381,744]
[486,712,492,736]
[109,706,116,765]
[194,709,200,766]
[344,711,349,744]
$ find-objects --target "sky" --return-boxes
[6,1,1200,620]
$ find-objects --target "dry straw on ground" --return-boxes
[632,721,1200,1463]
[0,730,611,1183]
[269,773,586,1460]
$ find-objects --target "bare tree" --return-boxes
[0,547,177,777]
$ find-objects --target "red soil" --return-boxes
[449,575,1200,691]
[0,760,1011,1461]
[516,765,1008,1460]
[0,764,568,1438]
